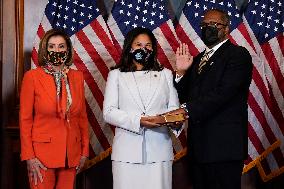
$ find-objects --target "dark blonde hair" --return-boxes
[38,29,73,66]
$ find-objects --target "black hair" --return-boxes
[111,27,163,72]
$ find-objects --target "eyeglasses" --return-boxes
[199,21,227,29]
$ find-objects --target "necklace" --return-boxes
[132,71,152,115]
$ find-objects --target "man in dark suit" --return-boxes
[171,9,253,189]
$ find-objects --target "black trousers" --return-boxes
[189,159,243,189]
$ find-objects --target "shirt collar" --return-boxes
[205,39,228,54]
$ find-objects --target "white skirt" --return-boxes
[112,161,173,189]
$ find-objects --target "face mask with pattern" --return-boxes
[46,51,68,66]
[130,48,153,66]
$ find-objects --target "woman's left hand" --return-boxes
[76,156,88,174]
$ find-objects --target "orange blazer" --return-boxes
[20,67,89,168]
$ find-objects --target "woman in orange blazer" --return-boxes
[20,29,89,189]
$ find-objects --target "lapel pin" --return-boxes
[209,62,214,66]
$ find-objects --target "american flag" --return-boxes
[176,0,284,181]
[243,0,284,181]
[107,0,188,160]
[107,0,180,69]
[31,0,120,166]
[31,0,284,179]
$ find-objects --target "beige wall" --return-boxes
[23,0,47,71]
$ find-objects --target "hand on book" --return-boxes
[140,108,188,129]
[140,115,164,128]
[158,108,189,130]
[164,108,188,117]
[159,112,186,130]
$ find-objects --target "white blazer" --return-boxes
[103,68,180,163]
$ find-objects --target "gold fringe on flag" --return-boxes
[243,140,283,182]
[79,147,112,173]
[174,147,187,162]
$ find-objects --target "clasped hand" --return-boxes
[140,109,187,129]
[140,115,164,128]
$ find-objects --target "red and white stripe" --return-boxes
[175,12,206,56]
[242,17,284,172]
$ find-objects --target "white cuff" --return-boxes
[175,74,183,83]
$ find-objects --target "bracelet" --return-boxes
[162,115,168,123]
[180,103,189,114]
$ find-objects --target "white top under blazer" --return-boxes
[103,68,180,164]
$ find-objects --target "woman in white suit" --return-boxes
[103,27,181,189]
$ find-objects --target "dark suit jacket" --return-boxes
[175,40,253,163]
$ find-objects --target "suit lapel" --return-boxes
[145,71,161,112]
[191,52,205,84]
[196,40,231,76]
[67,70,76,112]
[121,71,161,114]
[37,68,57,104]
[199,54,217,75]
[121,72,145,113]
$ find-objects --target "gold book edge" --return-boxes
[161,113,185,123]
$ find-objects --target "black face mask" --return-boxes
[130,48,153,65]
[201,26,220,46]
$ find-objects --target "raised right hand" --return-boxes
[175,43,193,76]
[27,158,47,185]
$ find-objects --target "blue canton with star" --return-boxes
[182,0,242,37]
[245,0,284,44]
[45,0,100,36]
[111,0,170,35]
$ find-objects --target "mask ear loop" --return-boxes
[43,55,48,64]
[223,25,229,36]
[63,50,69,66]
[66,49,69,57]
